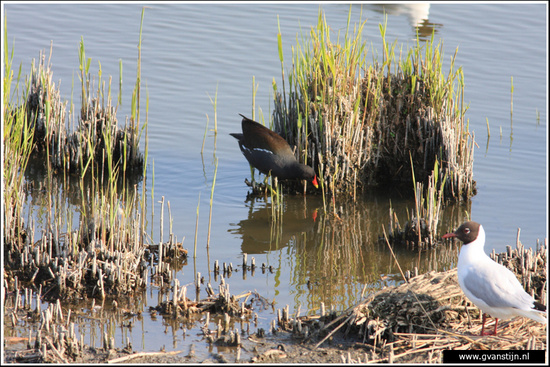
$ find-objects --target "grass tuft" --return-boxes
[272,7,476,202]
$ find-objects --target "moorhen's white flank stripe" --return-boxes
[242,146,274,156]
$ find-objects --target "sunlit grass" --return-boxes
[273,7,475,203]
[3,17,34,247]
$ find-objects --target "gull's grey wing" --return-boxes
[462,262,534,310]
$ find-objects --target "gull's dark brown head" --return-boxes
[442,221,481,245]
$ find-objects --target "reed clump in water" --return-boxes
[272,9,476,202]
[25,39,144,177]
[3,28,35,255]
[2,10,165,303]
[385,158,453,251]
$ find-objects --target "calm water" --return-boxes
[3,2,547,357]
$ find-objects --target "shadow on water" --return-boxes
[228,187,469,312]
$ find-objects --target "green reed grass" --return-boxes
[252,75,259,120]
[410,155,447,249]
[206,157,218,250]
[208,83,219,134]
[3,8,155,300]
[510,75,514,118]
[272,7,475,203]
[3,20,34,247]
[194,192,201,259]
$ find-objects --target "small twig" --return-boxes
[44,336,69,364]
[382,225,439,332]
[381,225,408,283]
[313,312,355,349]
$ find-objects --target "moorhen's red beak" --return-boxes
[312,175,319,189]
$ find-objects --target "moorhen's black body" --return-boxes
[230,114,319,188]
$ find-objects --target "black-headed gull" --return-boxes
[443,221,546,335]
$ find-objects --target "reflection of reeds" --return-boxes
[272,8,475,202]
[254,198,461,314]
[240,195,466,336]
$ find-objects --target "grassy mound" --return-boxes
[272,9,476,201]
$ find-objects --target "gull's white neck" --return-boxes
[458,224,487,267]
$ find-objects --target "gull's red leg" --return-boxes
[480,314,498,336]
[492,318,499,336]
[480,313,487,336]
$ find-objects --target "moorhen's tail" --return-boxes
[231,113,252,140]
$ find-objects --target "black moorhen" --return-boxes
[230,114,319,188]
